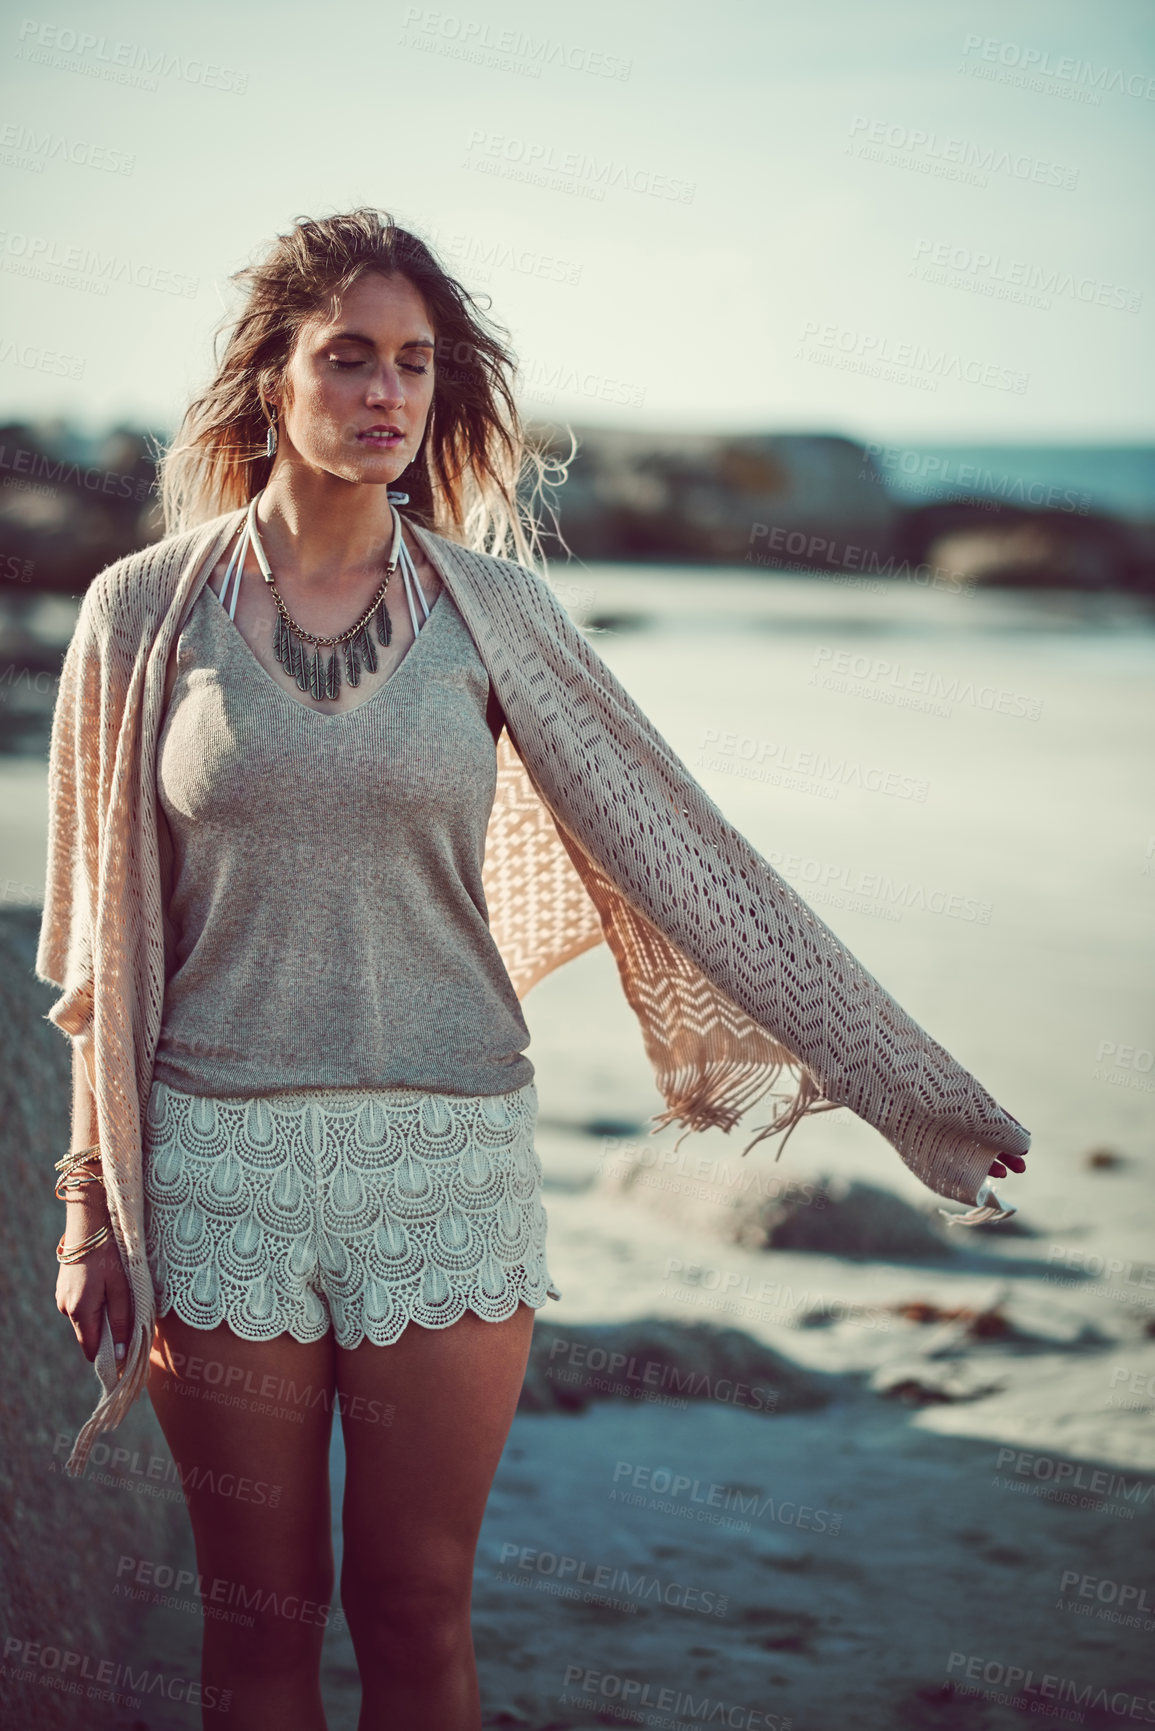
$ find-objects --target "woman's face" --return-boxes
[270,270,436,486]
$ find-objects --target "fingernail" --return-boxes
[115,1343,126,1361]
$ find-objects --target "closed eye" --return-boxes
[328,358,429,374]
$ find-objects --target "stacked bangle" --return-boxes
[54,1143,108,1259]
[56,1223,110,1264]
[54,1142,102,1175]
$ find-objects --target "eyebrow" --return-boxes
[323,329,435,350]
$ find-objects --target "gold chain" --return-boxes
[264,564,393,648]
[243,502,402,647]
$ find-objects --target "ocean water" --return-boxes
[859,441,1155,520]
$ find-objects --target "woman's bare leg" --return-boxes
[147,1313,338,1731]
[335,1301,536,1731]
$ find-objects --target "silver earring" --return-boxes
[265,410,278,459]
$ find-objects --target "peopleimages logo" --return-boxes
[422,223,583,288]
[2,1635,232,1714]
[610,1461,844,1536]
[960,34,1155,102]
[846,115,1079,189]
[992,1446,1154,1519]
[910,237,1141,314]
[0,443,152,499]
[810,647,1044,720]
[559,1663,791,1729]
[114,1555,345,1631]
[697,727,930,803]
[544,1335,777,1412]
[796,319,1029,393]
[0,120,134,174]
[945,1651,1155,1722]
[15,19,248,93]
[400,8,632,80]
[859,442,1092,515]
[0,337,84,379]
[759,845,993,924]
[1058,1568,1155,1627]
[0,230,198,297]
[519,355,645,408]
[464,129,696,203]
[495,1543,729,1616]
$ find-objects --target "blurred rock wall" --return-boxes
[1,419,1150,601]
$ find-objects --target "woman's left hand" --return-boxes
[987,1152,1027,1178]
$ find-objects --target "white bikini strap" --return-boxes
[215,499,427,635]
[398,533,431,635]
[219,516,249,620]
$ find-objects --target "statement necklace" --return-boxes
[220,491,410,703]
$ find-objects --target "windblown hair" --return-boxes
[155,208,571,573]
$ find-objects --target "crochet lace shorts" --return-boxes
[142,1075,561,1349]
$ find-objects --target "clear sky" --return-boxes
[1,0,1151,441]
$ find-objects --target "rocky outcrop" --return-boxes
[2,417,1150,605]
[533,425,902,569]
[0,421,159,596]
[896,497,1152,593]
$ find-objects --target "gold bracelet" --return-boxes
[55,1170,107,1203]
[55,1224,110,1264]
[54,1142,101,1175]
[54,1147,102,1193]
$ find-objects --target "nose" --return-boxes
[366,366,406,411]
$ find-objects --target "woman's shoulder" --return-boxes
[413,520,573,621]
[83,507,244,639]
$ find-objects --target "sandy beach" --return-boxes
[7,565,1153,1729]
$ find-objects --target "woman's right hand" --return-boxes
[55,1197,134,1373]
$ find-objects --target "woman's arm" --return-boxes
[478,546,1031,1210]
[56,1044,133,1368]
[158,637,181,979]
[69,1037,96,1153]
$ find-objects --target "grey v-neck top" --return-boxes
[151,580,534,1099]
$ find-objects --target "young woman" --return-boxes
[46,208,1028,1731]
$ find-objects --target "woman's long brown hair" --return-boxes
[155,207,571,572]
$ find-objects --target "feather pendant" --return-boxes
[343,637,361,686]
[359,624,378,674]
[274,613,292,673]
[308,645,324,701]
[375,599,391,646]
[292,634,310,693]
[325,651,340,699]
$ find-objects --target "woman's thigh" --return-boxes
[147,1312,338,1600]
[335,1302,536,1589]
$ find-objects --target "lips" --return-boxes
[358,425,404,444]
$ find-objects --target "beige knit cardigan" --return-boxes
[36,504,1031,1475]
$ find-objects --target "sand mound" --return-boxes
[754,1175,954,1259]
[598,1147,954,1260]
